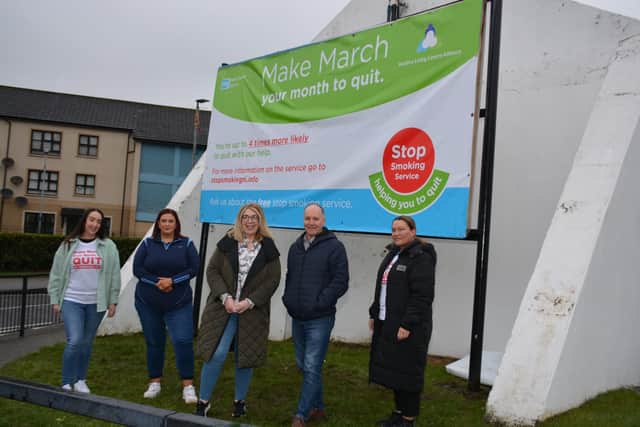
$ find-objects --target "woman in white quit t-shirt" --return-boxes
[48,208,121,393]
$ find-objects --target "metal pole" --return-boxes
[0,119,12,232]
[37,148,48,234]
[19,276,28,337]
[190,97,210,333]
[387,0,401,22]
[191,98,209,167]
[191,101,200,167]
[468,0,503,391]
[192,222,210,335]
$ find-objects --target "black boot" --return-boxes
[375,410,402,427]
[393,417,415,427]
[195,400,210,417]
[232,399,246,417]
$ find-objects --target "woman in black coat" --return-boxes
[369,216,436,427]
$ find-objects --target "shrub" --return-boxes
[0,233,141,273]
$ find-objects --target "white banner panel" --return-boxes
[201,0,482,237]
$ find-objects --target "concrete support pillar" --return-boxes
[487,34,640,426]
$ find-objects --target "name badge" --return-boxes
[396,264,407,272]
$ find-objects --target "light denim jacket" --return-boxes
[48,238,122,312]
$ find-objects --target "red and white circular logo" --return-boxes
[382,128,435,194]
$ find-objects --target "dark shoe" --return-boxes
[195,400,210,417]
[308,407,327,422]
[396,418,415,427]
[376,410,402,427]
[291,415,306,427]
[232,399,246,417]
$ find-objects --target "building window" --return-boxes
[27,169,58,195]
[135,143,204,221]
[31,130,61,155]
[75,174,95,195]
[61,208,85,234]
[78,135,99,156]
[24,211,55,234]
[102,217,112,236]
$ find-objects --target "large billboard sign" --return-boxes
[201,0,483,237]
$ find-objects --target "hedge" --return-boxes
[0,233,142,273]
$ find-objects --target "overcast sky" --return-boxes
[2,0,638,110]
[0,0,351,109]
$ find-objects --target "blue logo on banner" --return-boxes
[417,23,437,53]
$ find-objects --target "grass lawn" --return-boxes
[0,334,639,426]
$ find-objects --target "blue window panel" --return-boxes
[138,173,182,185]
[136,182,174,221]
[139,144,174,175]
[178,146,205,178]
[135,143,205,222]
[178,147,192,178]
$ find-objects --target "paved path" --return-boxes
[0,325,65,368]
[0,277,76,369]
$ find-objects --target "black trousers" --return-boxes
[394,389,420,417]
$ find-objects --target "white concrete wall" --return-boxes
[486,31,640,425]
[101,0,640,381]
[547,115,640,411]
[311,0,640,360]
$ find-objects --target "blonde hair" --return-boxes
[227,203,273,241]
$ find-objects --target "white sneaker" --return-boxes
[182,385,197,404]
[61,384,72,391]
[143,382,161,398]
[73,379,91,394]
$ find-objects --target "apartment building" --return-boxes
[0,86,210,237]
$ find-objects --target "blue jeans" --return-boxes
[135,297,194,380]
[61,300,105,386]
[199,314,253,402]
[292,314,335,420]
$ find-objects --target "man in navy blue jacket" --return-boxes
[283,203,349,427]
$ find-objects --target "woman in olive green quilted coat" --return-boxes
[195,203,281,418]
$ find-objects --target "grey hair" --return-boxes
[304,202,325,214]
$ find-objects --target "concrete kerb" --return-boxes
[0,376,253,427]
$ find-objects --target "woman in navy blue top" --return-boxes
[133,208,200,404]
